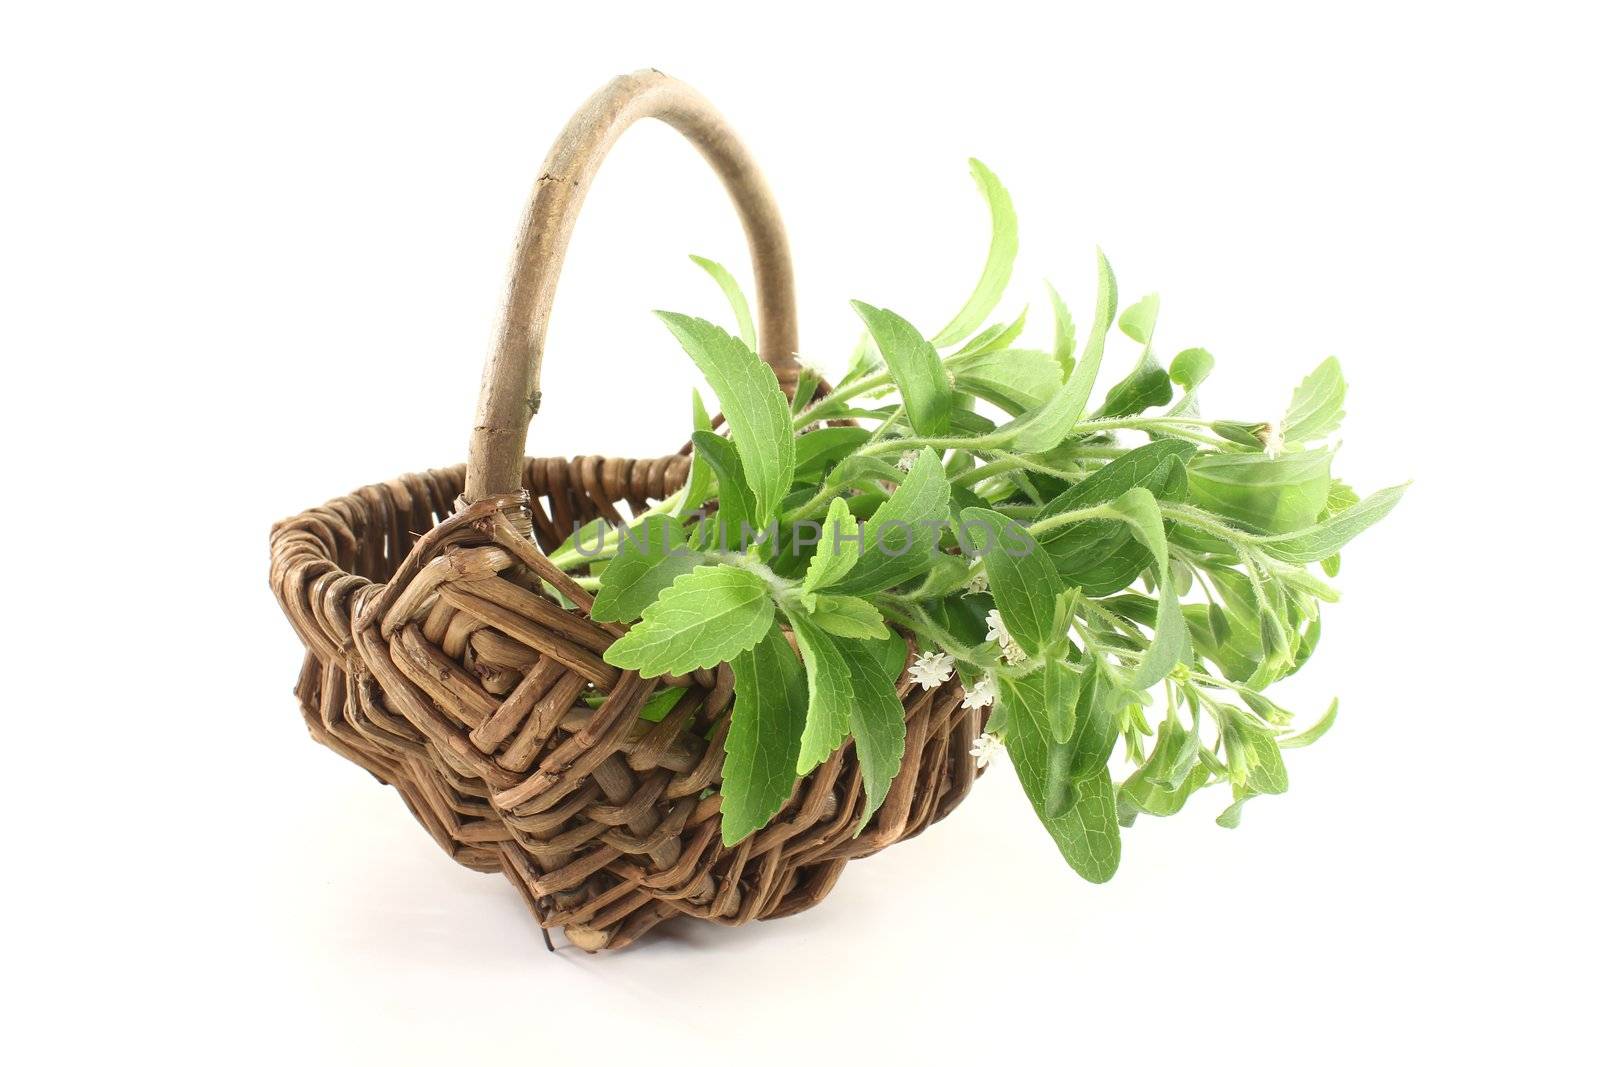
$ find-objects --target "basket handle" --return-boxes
[465,70,800,502]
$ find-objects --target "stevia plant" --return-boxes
[546,160,1405,882]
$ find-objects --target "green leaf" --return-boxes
[841,330,883,384]
[1117,292,1160,344]
[1068,661,1120,778]
[931,158,1018,347]
[1188,450,1333,535]
[688,255,757,352]
[802,496,862,594]
[852,301,951,437]
[675,390,716,517]
[1039,440,1196,525]
[1122,723,1211,817]
[1169,347,1214,391]
[1004,249,1117,453]
[1256,484,1407,563]
[1001,674,1121,882]
[1099,294,1173,418]
[1278,699,1338,749]
[1216,793,1254,828]
[1043,655,1083,745]
[795,427,872,480]
[590,515,705,623]
[722,624,808,844]
[690,430,758,552]
[790,611,855,773]
[1046,281,1076,377]
[951,305,1028,358]
[636,684,688,726]
[656,312,794,525]
[1223,713,1289,795]
[1100,487,1185,689]
[836,638,909,832]
[951,349,1062,415]
[1282,357,1345,443]
[960,506,1064,657]
[830,449,952,595]
[807,594,891,640]
[604,566,775,677]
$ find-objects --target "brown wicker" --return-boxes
[268,71,977,952]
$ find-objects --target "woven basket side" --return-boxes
[272,455,981,950]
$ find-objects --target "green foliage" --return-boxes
[931,158,1019,347]
[722,624,808,844]
[603,566,774,676]
[564,162,1402,885]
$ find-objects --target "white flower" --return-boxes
[908,650,955,690]
[1262,422,1286,459]
[896,452,917,472]
[962,674,997,711]
[984,608,1028,665]
[964,571,988,595]
[969,731,1003,768]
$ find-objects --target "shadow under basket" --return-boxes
[271,458,978,951]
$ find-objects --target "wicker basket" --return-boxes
[269,71,978,952]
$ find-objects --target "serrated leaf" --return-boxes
[688,255,757,352]
[590,515,705,623]
[1256,484,1407,563]
[852,301,951,437]
[960,506,1064,657]
[1001,673,1121,882]
[722,624,808,844]
[691,430,758,552]
[931,158,1018,347]
[1046,281,1076,377]
[1283,357,1345,443]
[836,638,908,832]
[603,566,775,677]
[802,496,862,594]
[791,611,854,773]
[829,449,952,595]
[656,312,794,525]
[807,594,890,640]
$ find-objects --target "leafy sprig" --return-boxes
[546,160,1405,883]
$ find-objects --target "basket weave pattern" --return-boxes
[271,457,977,950]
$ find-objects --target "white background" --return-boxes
[4,2,1596,1063]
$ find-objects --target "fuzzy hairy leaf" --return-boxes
[590,515,704,623]
[657,312,794,526]
[604,566,775,677]
[931,158,1018,347]
[852,301,952,437]
[722,624,808,844]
